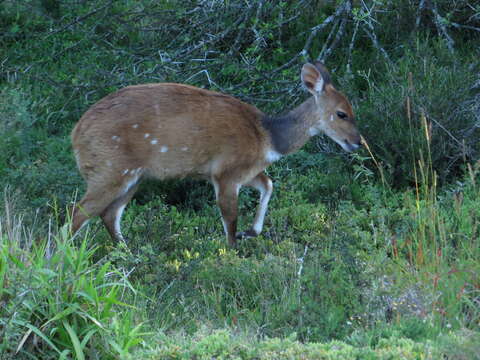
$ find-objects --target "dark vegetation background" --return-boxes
[1,0,479,358]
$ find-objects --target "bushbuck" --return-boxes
[71,61,360,246]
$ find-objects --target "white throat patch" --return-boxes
[265,149,282,163]
[308,127,320,136]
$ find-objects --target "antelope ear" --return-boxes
[313,61,332,85]
[301,63,325,95]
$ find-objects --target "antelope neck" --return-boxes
[261,97,317,155]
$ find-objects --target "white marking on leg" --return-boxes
[212,180,220,201]
[160,146,168,153]
[252,177,273,235]
[113,203,127,240]
[151,139,158,145]
[144,133,150,139]
[123,175,139,195]
[132,124,139,129]
[122,169,129,176]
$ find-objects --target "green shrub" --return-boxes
[352,40,478,186]
[0,204,144,359]
[132,328,480,360]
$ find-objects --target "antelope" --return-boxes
[71,61,361,246]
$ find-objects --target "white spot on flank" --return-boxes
[132,124,139,129]
[160,146,168,153]
[181,147,188,151]
[151,139,158,145]
[144,133,150,138]
[265,149,282,163]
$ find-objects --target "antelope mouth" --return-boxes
[342,139,361,152]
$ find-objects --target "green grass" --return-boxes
[0,197,144,359]
[1,0,480,358]
[2,155,479,358]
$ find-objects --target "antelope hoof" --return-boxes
[236,229,258,240]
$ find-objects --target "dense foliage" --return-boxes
[1,0,479,358]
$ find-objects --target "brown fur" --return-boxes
[71,63,360,246]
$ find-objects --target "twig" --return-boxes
[322,17,348,61]
[449,22,480,33]
[431,0,455,53]
[45,0,113,38]
[229,2,257,55]
[362,22,392,64]
[304,1,349,58]
[318,19,340,61]
[415,0,427,29]
[346,20,360,74]
[319,0,351,61]
[297,245,308,277]
[269,0,350,75]
[177,13,247,58]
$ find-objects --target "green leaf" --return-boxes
[10,24,20,33]
[41,305,79,329]
[14,320,62,355]
[80,329,98,349]
[63,321,85,360]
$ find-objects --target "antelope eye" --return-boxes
[337,111,347,119]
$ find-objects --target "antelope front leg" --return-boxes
[213,177,240,247]
[237,172,273,239]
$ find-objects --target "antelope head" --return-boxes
[301,61,361,152]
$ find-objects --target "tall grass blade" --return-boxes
[14,320,61,355]
[63,320,85,360]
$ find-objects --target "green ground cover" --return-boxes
[1,1,479,358]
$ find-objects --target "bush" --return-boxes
[133,328,479,359]
[0,88,79,213]
[354,40,479,186]
[0,202,144,359]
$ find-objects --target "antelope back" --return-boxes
[72,84,269,182]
